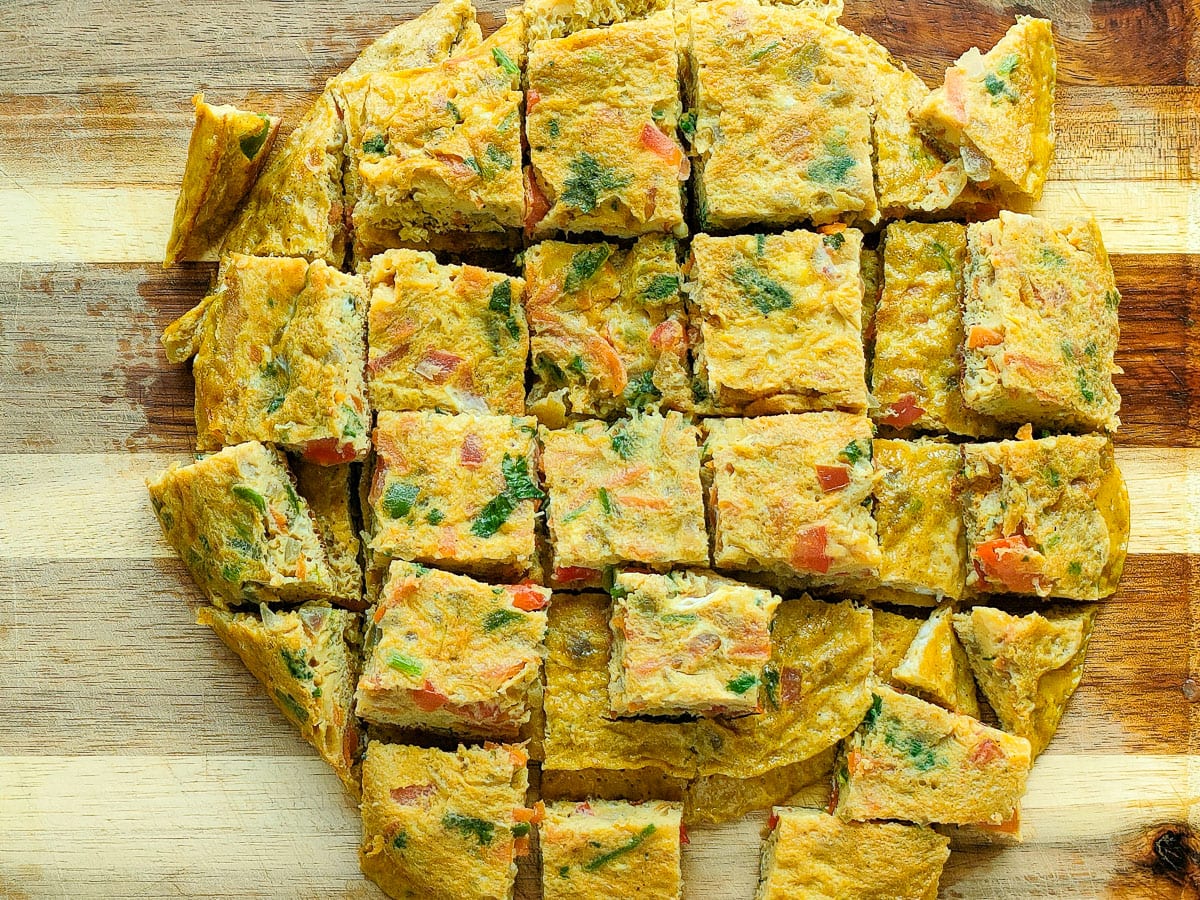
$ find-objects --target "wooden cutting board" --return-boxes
[0,0,1196,896]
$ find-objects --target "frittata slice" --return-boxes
[356,561,548,738]
[148,442,333,607]
[870,608,922,687]
[608,569,781,717]
[961,212,1121,433]
[892,603,980,717]
[294,460,364,609]
[164,94,279,266]
[524,236,690,423]
[541,800,684,900]
[687,230,868,414]
[366,249,527,415]
[960,434,1129,599]
[836,685,1032,826]
[197,602,363,795]
[359,741,532,900]
[541,413,708,586]
[953,604,1097,756]
[365,411,542,582]
[755,807,950,900]
[915,16,1056,200]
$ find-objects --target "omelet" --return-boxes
[365,411,541,582]
[147,442,332,607]
[540,800,684,900]
[960,434,1128,599]
[365,249,528,415]
[163,94,279,266]
[953,604,1097,757]
[356,561,548,738]
[198,602,361,794]
[608,569,781,717]
[526,11,686,239]
[359,741,531,900]
[524,236,691,424]
[870,608,922,686]
[293,460,364,609]
[688,229,867,414]
[961,212,1122,433]
[756,807,950,900]
[915,16,1056,200]
[684,748,835,825]
[162,253,370,463]
[836,685,1032,826]
[891,603,980,718]
[523,0,673,42]
[540,413,708,586]
[873,222,996,437]
[704,414,880,585]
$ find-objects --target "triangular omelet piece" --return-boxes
[871,608,922,687]
[892,603,980,718]
[197,602,364,795]
[952,605,1096,757]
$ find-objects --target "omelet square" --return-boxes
[608,569,781,717]
[756,807,950,900]
[541,413,708,585]
[164,94,279,266]
[891,603,980,718]
[835,685,1032,826]
[359,741,531,900]
[687,230,868,414]
[914,16,1056,200]
[686,0,877,230]
[162,253,370,463]
[704,413,880,585]
[872,222,995,437]
[365,411,542,582]
[953,604,1096,757]
[340,16,526,251]
[294,460,364,609]
[961,212,1121,432]
[871,439,966,601]
[526,11,686,239]
[541,799,684,900]
[148,442,333,607]
[524,236,691,423]
[197,601,362,795]
[356,561,548,738]
[960,434,1129,599]
[366,249,527,415]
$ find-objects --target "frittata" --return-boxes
[687,229,868,414]
[365,249,528,415]
[356,561,548,738]
[607,569,781,718]
[293,460,364,609]
[891,602,980,717]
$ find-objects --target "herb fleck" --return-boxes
[444,811,496,845]
[726,672,758,695]
[564,245,612,292]
[561,153,631,214]
[382,482,420,518]
[733,264,792,315]
[484,608,524,631]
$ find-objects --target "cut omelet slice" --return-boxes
[892,603,980,718]
[952,605,1097,757]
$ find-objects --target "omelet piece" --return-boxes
[356,561,548,738]
[961,434,1128,599]
[524,0,673,41]
[164,95,279,266]
[961,212,1121,433]
[526,11,686,238]
[915,16,1056,200]
[953,605,1097,756]
[688,229,867,414]
[293,460,363,609]
[525,236,690,424]
[873,222,997,437]
[608,569,781,717]
[359,741,531,900]
[870,607,922,686]
[756,807,950,900]
[892,603,980,717]
[871,439,966,601]
[836,685,1032,826]
[705,414,880,585]
[366,249,527,415]
[341,14,526,252]
[164,254,370,463]
[197,601,362,794]
[540,413,708,585]
[365,411,541,581]
[685,748,835,825]
[148,442,332,607]
[686,0,877,230]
